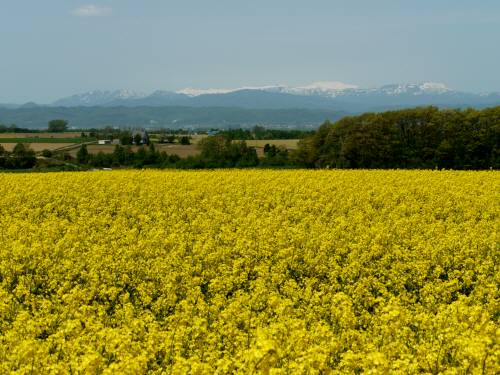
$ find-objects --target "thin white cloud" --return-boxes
[72,5,112,17]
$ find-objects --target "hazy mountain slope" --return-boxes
[0,106,346,129]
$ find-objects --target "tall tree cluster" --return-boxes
[293,106,499,169]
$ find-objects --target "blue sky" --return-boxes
[1,0,500,103]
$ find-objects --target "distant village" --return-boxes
[98,129,150,145]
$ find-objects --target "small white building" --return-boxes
[98,140,111,145]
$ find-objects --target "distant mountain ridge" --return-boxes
[48,82,500,111]
[2,81,500,129]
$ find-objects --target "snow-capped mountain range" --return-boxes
[177,81,361,97]
[178,81,451,98]
[56,89,147,106]
[48,81,500,112]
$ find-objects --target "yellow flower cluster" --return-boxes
[0,170,498,374]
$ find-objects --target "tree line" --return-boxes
[1,120,68,133]
[0,124,38,133]
[217,126,314,140]
[74,138,291,169]
[293,106,499,169]
[0,144,37,169]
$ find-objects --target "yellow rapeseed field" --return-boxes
[0,170,498,374]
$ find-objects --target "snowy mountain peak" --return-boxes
[112,89,147,99]
[419,82,451,93]
[177,85,286,97]
[377,82,452,96]
[276,81,359,97]
[53,89,146,106]
[177,87,238,97]
[177,82,359,97]
[299,81,359,91]
[149,90,183,98]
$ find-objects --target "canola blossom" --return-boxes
[0,170,498,374]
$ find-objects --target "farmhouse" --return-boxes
[98,140,111,145]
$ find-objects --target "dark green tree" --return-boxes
[133,133,142,145]
[11,143,37,169]
[41,149,53,158]
[120,132,133,145]
[198,136,258,167]
[48,119,68,132]
[134,146,147,167]
[76,144,89,164]
[12,143,27,155]
[113,145,126,164]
